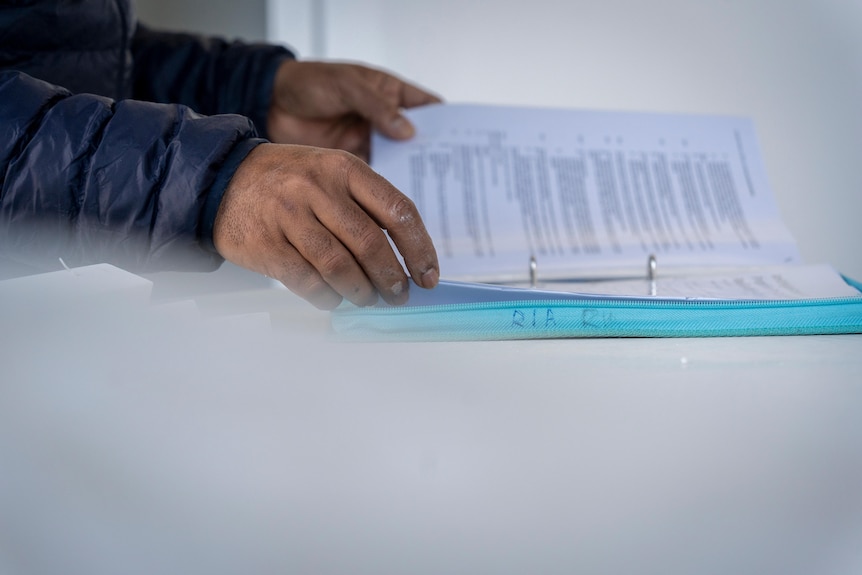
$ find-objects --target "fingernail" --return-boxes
[390,116,414,139]
[421,267,439,289]
[388,279,409,305]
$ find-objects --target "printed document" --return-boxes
[372,103,801,282]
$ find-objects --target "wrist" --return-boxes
[203,139,267,255]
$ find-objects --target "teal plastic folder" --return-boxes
[330,277,862,341]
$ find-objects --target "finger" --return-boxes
[238,218,344,309]
[399,81,443,109]
[345,162,440,290]
[314,192,412,306]
[339,71,421,141]
[272,245,342,310]
[232,228,342,309]
[282,215,381,307]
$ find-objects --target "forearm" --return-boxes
[0,70,261,272]
[131,24,293,138]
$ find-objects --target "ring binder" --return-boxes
[351,104,862,341]
[529,255,538,288]
[648,254,657,296]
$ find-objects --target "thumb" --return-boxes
[341,73,417,140]
[380,113,415,140]
[357,95,416,141]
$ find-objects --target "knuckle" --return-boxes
[276,195,303,218]
[317,249,354,278]
[326,148,358,169]
[388,195,419,227]
[375,72,401,96]
[324,149,362,187]
[353,226,388,258]
[298,276,330,300]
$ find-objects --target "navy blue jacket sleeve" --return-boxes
[0,70,263,273]
[131,24,294,140]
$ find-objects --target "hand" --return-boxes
[266,60,441,160]
[212,143,440,310]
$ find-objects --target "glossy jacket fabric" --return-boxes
[0,0,293,274]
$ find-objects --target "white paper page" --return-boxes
[536,263,859,300]
[372,103,800,282]
[398,264,859,307]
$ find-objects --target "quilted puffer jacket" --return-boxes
[0,0,293,277]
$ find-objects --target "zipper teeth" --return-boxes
[337,296,862,316]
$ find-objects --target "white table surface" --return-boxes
[2,265,861,575]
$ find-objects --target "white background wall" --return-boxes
[145,0,862,279]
